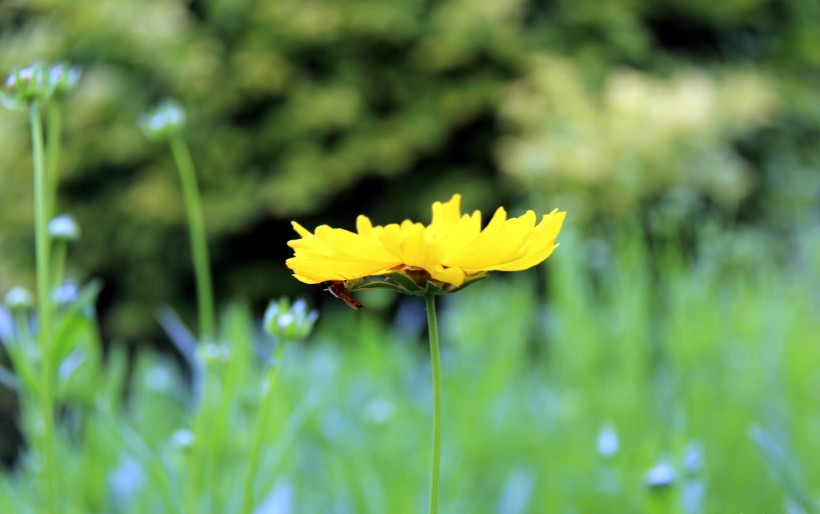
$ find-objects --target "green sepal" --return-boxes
[346,271,488,296]
[387,272,428,294]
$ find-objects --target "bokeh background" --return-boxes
[2,0,820,511]
[1,0,817,342]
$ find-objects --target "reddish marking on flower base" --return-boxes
[325,281,366,310]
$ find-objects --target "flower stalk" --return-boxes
[168,133,216,343]
[45,100,62,218]
[240,298,317,514]
[140,100,215,343]
[240,340,287,514]
[425,294,442,514]
[29,100,58,514]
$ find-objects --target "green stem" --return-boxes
[189,365,216,514]
[45,101,62,218]
[30,101,57,514]
[187,390,205,513]
[51,239,67,291]
[168,134,215,342]
[425,294,442,514]
[240,341,287,514]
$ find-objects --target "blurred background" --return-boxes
[1,0,817,343]
[1,0,820,510]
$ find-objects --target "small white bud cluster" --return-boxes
[2,62,81,110]
[139,100,187,141]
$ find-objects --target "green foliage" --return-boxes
[2,228,819,512]
[497,58,779,221]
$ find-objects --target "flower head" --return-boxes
[2,62,81,110]
[263,297,319,341]
[286,194,565,295]
[139,100,187,141]
[48,63,81,99]
[2,63,49,109]
[49,214,82,242]
[4,286,34,312]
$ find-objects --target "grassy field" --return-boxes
[2,223,818,514]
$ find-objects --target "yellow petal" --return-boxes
[486,210,538,264]
[287,222,400,282]
[287,253,396,282]
[399,221,445,270]
[443,207,508,267]
[286,196,565,289]
[483,243,559,272]
[290,271,323,284]
[291,221,313,238]
[439,211,482,260]
[356,215,376,236]
[430,194,462,233]
[428,264,466,287]
[477,210,566,272]
[314,226,396,263]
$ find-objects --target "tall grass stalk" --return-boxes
[29,100,57,514]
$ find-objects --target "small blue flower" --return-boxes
[263,298,318,342]
[139,100,187,141]
[4,286,34,312]
[49,214,81,242]
[48,63,81,99]
[3,63,49,108]
[596,423,619,458]
[645,459,676,489]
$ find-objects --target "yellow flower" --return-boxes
[286,194,565,294]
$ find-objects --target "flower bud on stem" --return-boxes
[49,214,81,291]
[240,299,317,514]
[140,101,214,342]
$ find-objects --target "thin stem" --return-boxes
[425,294,442,514]
[51,239,67,291]
[240,341,287,514]
[186,385,206,514]
[186,353,225,514]
[29,101,57,514]
[168,134,215,342]
[45,101,62,218]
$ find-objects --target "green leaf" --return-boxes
[52,279,103,364]
[750,425,819,514]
